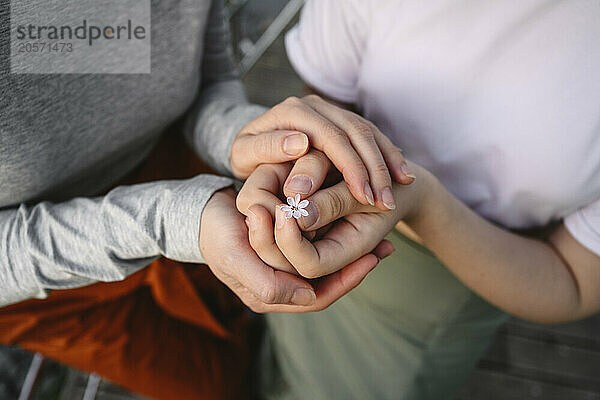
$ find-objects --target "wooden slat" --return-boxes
[504,316,600,349]
[479,332,600,391]
[459,369,600,400]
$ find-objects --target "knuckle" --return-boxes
[251,135,274,158]
[296,264,321,279]
[283,96,303,107]
[391,147,405,160]
[325,189,346,218]
[385,147,407,168]
[325,124,345,140]
[270,102,285,117]
[259,284,279,304]
[336,155,368,181]
[373,162,391,177]
[350,120,375,142]
[276,97,307,118]
[302,94,322,103]
[364,119,377,129]
[364,119,383,134]
[271,103,291,122]
[321,126,349,151]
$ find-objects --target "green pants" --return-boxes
[261,229,508,400]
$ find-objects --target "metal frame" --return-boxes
[238,0,304,76]
[82,373,101,400]
[17,353,43,400]
[17,353,101,400]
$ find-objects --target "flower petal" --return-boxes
[294,194,301,206]
[298,199,309,209]
[292,209,302,219]
[281,205,292,213]
[287,197,295,206]
[299,208,309,217]
[285,211,293,219]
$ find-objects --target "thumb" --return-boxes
[297,181,374,231]
[231,130,309,179]
[246,267,316,306]
[238,245,316,306]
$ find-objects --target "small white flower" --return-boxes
[281,193,309,219]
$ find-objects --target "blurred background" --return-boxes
[2,1,599,399]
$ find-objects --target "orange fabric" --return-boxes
[0,129,255,400]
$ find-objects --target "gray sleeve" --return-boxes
[0,174,233,306]
[184,0,267,177]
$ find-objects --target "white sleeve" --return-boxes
[285,0,372,103]
[565,197,600,257]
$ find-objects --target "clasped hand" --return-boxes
[200,95,430,313]
[237,153,427,279]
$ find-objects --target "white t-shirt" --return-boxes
[285,0,600,257]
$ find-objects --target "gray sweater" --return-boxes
[0,0,266,306]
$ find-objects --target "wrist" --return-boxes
[401,164,443,228]
[199,187,237,250]
[210,187,237,202]
[201,188,237,225]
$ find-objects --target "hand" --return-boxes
[230,95,416,211]
[237,161,432,278]
[199,188,394,312]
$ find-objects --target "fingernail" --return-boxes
[291,288,316,306]
[364,182,375,206]
[287,175,313,194]
[275,206,286,229]
[298,201,318,230]
[283,133,308,156]
[381,247,395,259]
[400,162,416,179]
[382,187,396,210]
